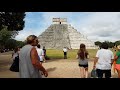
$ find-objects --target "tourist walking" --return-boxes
[113,45,120,78]
[36,44,45,64]
[10,47,20,72]
[63,47,68,59]
[19,35,48,78]
[77,43,89,78]
[112,49,117,74]
[12,47,20,60]
[93,42,114,78]
[43,46,46,62]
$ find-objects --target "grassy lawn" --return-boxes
[46,49,116,60]
[46,49,98,60]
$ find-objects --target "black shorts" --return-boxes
[96,69,111,78]
[79,64,88,68]
[64,52,67,55]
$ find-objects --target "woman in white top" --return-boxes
[12,47,20,60]
[36,44,44,64]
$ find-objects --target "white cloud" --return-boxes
[15,12,78,41]
[15,12,120,42]
[78,12,120,42]
[15,29,42,41]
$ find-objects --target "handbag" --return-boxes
[9,56,19,72]
[91,68,97,78]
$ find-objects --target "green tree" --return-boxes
[95,41,102,47]
[0,27,12,49]
[4,39,25,50]
[0,27,18,49]
[109,42,114,48]
[16,41,25,48]
[0,12,26,49]
[0,12,26,31]
[103,41,115,48]
[115,41,120,46]
[5,39,16,50]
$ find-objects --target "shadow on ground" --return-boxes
[46,67,57,72]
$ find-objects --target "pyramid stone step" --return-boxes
[38,18,97,49]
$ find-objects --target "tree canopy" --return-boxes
[95,41,118,48]
[0,12,26,50]
[0,12,26,31]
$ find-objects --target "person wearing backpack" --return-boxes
[10,47,20,72]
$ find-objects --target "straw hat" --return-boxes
[117,45,120,50]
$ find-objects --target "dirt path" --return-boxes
[42,59,118,78]
[0,52,118,78]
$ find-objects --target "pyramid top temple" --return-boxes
[52,18,67,24]
[38,18,97,49]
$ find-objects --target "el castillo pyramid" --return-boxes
[38,18,97,49]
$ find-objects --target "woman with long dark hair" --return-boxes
[77,43,89,78]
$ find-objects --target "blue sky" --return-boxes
[15,12,120,42]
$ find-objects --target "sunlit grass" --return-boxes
[46,48,116,60]
[46,49,99,60]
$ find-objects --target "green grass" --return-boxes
[46,49,116,60]
[46,49,98,60]
[46,49,64,59]
[87,49,98,59]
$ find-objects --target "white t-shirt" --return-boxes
[63,48,67,52]
[36,48,44,61]
[96,49,114,70]
[12,52,19,60]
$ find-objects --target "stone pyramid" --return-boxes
[38,18,97,49]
